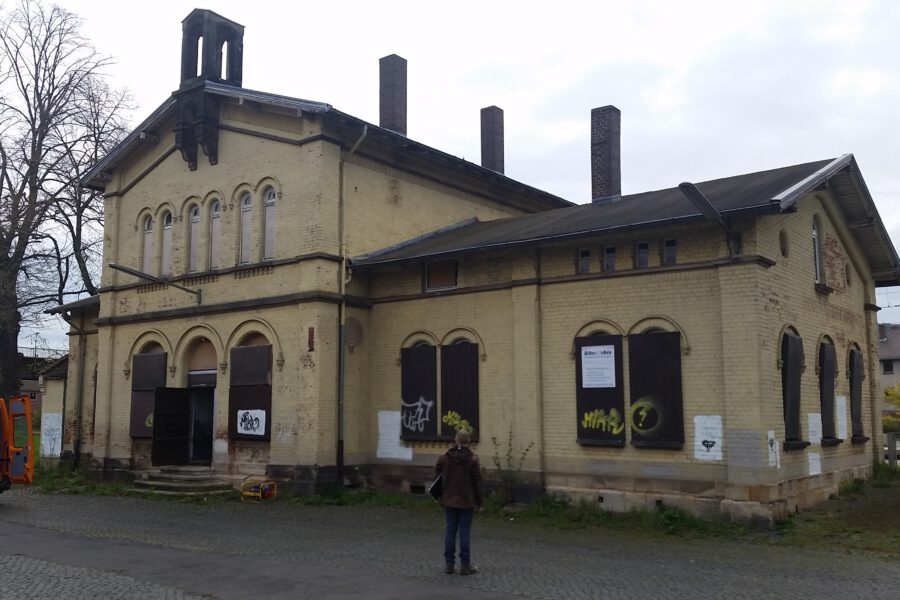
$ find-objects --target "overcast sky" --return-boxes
[22,0,900,350]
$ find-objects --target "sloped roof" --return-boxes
[46,294,100,315]
[81,81,572,212]
[40,355,69,379]
[351,155,900,287]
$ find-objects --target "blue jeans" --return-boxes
[444,507,474,565]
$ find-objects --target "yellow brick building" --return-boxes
[50,9,899,520]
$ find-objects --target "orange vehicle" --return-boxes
[0,395,33,493]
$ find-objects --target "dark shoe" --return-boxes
[460,564,478,575]
[445,564,455,574]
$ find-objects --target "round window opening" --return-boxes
[779,230,789,258]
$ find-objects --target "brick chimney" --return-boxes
[379,54,407,136]
[591,105,621,202]
[480,106,504,174]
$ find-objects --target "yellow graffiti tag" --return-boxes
[145,413,154,428]
[581,408,624,435]
[442,410,473,433]
[629,396,662,436]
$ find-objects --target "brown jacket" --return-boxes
[435,446,483,509]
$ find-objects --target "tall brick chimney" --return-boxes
[480,106,504,174]
[591,105,621,202]
[379,54,407,136]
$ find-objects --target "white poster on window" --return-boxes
[767,430,781,468]
[377,410,413,461]
[236,409,266,436]
[807,413,822,445]
[808,452,822,476]
[693,415,723,461]
[836,395,848,440]
[581,345,616,388]
[41,412,62,457]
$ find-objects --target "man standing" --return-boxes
[435,429,483,575]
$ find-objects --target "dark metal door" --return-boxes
[190,388,214,464]
[152,387,191,465]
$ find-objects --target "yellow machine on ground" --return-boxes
[0,395,33,493]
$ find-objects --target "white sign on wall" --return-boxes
[767,430,781,469]
[581,345,616,388]
[236,409,266,436]
[836,395,848,440]
[693,415,723,461]
[41,412,62,458]
[807,413,822,445]
[377,410,413,460]
[808,452,822,476]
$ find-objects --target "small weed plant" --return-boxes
[490,427,534,505]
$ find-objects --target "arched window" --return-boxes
[574,331,625,446]
[209,200,221,270]
[229,334,273,440]
[818,338,841,446]
[263,187,276,260]
[142,216,154,274]
[440,339,479,437]
[130,341,166,439]
[239,193,252,264]
[781,328,809,450]
[848,345,868,444]
[188,205,200,273]
[812,217,823,284]
[161,211,173,277]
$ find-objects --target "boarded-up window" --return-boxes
[819,341,841,445]
[440,341,479,439]
[188,205,200,273]
[209,201,221,270]
[426,261,457,291]
[575,334,625,447]
[628,331,683,448]
[400,344,437,440]
[240,193,252,264]
[263,188,276,260]
[130,352,167,438]
[228,344,272,441]
[161,212,173,277]
[142,216,153,274]
[782,332,809,449]
[849,348,868,444]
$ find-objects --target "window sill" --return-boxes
[814,283,834,295]
[851,435,870,445]
[821,437,843,448]
[577,438,626,448]
[783,440,811,451]
[631,439,684,450]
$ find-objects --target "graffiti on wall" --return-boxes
[767,430,780,468]
[693,415,723,461]
[442,410,473,433]
[40,412,62,458]
[401,396,433,433]
[581,408,624,434]
[236,409,266,436]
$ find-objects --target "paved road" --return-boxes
[1,488,898,599]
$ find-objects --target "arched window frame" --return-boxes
[142,215,154,274]
[263,187,276,261]
[812,216,823,285]
[188,204,200,273]
[239,192,252,265]
[209,200,221,270]
[161,211,174,277]
[780,326,810,450]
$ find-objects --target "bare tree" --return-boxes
[0,0,130,396]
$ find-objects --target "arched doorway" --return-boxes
[151,338,217,466]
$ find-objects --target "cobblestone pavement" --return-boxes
[2,488,899,599]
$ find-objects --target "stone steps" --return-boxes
[130,466,235,497]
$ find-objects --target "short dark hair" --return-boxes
[455,430,471,445]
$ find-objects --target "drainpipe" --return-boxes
[61,311,87,469]
[337,125,367,485]
[534,248,546,486]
